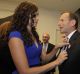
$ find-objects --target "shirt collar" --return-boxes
[43,42,48,46]
[67,30,77,40]
[43,43,49,52]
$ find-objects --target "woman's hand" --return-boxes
[55,42,70,48]
[55,50,68,65]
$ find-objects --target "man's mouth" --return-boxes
[59,27,63,29]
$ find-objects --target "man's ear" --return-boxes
[70,19,76,27]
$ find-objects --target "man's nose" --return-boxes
[58,21,62,27]
[58,23,61,27]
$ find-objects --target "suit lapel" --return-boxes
[67,31,80,54]
[69,31,80,43]
[47,43,49,53]
[46,43,53,54]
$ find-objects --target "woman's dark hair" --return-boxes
[0,1,40,46]
[0,21,11,40]
[11,1,40,46]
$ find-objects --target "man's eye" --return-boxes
[61,19,64,22]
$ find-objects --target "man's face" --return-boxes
[58,13,72,33]
[42,34,49,43]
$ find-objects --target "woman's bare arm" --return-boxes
[9,38,67,74]
[41,43,69,63]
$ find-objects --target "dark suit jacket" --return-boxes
[59,31,80,74]
[46,43,56,62]
[42,43,56,74]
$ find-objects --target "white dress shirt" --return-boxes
[67,30,77,40]
[42,43,48,52]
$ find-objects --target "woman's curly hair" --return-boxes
[0,1,40,46]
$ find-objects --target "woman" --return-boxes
[0,1,68,74]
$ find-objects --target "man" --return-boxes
[41,33,56,74]
[58,11,80,74]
